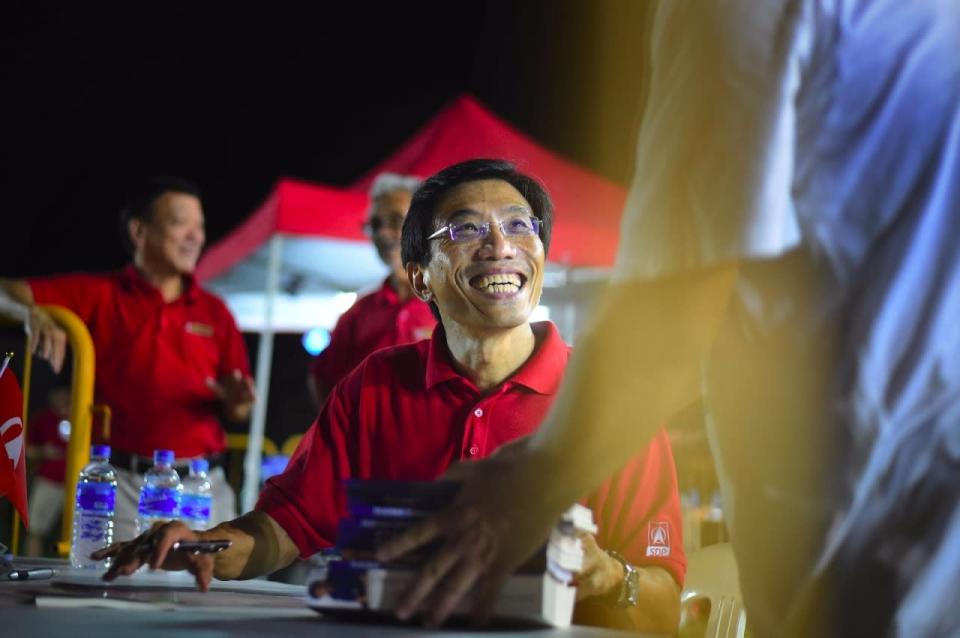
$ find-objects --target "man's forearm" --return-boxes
[0,279,35,305]
[203,510,300,580]
[0,279,32,321]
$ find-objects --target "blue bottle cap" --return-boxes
[154,449,176,465]
[190,458,209,474]
[91,444,111,459]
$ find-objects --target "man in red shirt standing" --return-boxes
[1,176,254,540]
[98,160,684,633]
[307,173,435,408]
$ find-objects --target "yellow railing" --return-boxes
[1,304,96,557]
[41,306,97,558]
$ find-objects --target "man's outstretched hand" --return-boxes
[91,521,215,591]
[376,449,564,627]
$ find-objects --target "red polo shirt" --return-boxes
[27,266,251,457]
[309,278,436,389]
[259,321,686,585]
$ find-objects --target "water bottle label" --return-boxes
[180,494,212,521]
[78,515,113,542]
[138,486,180,517]
[76,482,116,513]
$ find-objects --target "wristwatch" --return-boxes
[604,549,640,607]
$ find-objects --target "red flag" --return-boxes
[0,355,29,528]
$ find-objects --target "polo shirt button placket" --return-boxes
[466,406,484,457]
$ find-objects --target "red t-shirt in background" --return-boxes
[28,266,251,457]
[260,321,686,585]
[309,278,435,390]
[28,408,68,483]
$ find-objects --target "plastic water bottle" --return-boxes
[70,444,117,569]
[136,449,183,535]
[179,459,212,529]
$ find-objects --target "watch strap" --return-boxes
[603,549,641,607]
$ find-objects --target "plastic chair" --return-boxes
[678,543,747,638]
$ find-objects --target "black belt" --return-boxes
[110,450,225,475]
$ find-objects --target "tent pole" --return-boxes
[241,234,282,513]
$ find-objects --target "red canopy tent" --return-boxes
[349,93,626,268]
[197,94,626,285]
[200,95,627,510]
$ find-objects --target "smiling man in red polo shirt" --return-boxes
[97,160,684,633]
[1,176,254,540]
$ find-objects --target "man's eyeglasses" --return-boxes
[427,216,541,243]
[362,214,405,236]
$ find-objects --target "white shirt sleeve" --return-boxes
[614,0,813,281]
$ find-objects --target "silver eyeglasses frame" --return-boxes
[426,216,541,243]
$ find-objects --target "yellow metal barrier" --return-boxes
[0,305,96,557]
[42,305,97,558]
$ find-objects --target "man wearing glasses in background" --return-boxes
[98,159,686,634]
[307,173,435,408]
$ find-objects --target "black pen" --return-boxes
[7,568,55,581]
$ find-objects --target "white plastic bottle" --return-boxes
[179,458,212,529]
[136,449,182,535]
[70,444,118,569]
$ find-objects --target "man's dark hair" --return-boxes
[118,175,202,254]
[401,158,554,268]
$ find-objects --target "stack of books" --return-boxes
[305,480,595,627]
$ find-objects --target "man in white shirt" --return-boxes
[379,2,960,636]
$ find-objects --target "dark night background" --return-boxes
[2,1,653,276]
[1,0,664,459]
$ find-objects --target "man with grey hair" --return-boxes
[307,173,435,407]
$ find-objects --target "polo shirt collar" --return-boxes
[424,321,568,396]
[121,264,200,303]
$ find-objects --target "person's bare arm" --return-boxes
[93,511,300,590]
[379,262,738,625]
[0,278,34,306]
[0,278,67,373]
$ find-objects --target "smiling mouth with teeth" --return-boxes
[470,273,525,294]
